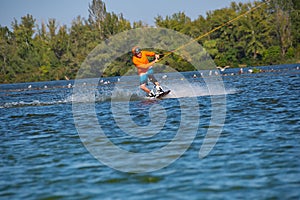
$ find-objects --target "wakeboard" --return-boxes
[156,90,171,99]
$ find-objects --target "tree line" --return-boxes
[0,0,299,83]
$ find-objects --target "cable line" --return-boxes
[158,0,270,62]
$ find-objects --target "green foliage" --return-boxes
[252,67,261,73]
[155,12,192,35]
[263,46,281,64]
[0,0,299,83]
[286,46,295,59]
[203,40,218,58]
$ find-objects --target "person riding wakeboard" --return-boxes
[131,46,164,97]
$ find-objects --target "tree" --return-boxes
[133,20,146,28]
[235,2,272,63]
[155,12,192,35]
[189,15,209,42]
[88,0,107,40]
[291,0,300,55]
[268,0,293,57]
[0,26,14,82]
[1,0,300,83]
[69,16,90,73]
[12,14,36,60]
[102,13,131,38]
[263,45,281,64]
[205,6,239,65]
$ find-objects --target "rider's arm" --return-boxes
[136,59,157,69]
[133,53,159,69]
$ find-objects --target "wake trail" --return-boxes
[162,82,237,99]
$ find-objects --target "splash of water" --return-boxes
[161,81,237,99]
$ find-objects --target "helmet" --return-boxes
[132,46,141,55]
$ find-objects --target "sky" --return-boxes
[0,0,254,29]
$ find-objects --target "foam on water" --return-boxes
[5,63,299,108]
[164,82,237,99]
[0,99,70,109]
[0,81,237,108]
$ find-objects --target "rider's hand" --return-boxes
[154,54,159,63]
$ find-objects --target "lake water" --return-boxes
[1,64,300,199]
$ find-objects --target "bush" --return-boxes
[263,46,281,65]
[286,47,295,59]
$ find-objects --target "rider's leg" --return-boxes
[140,73,155,97]
[147,69,164,93]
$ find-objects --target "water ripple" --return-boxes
[1,66,300,199]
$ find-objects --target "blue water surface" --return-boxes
[0,64,299,199]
